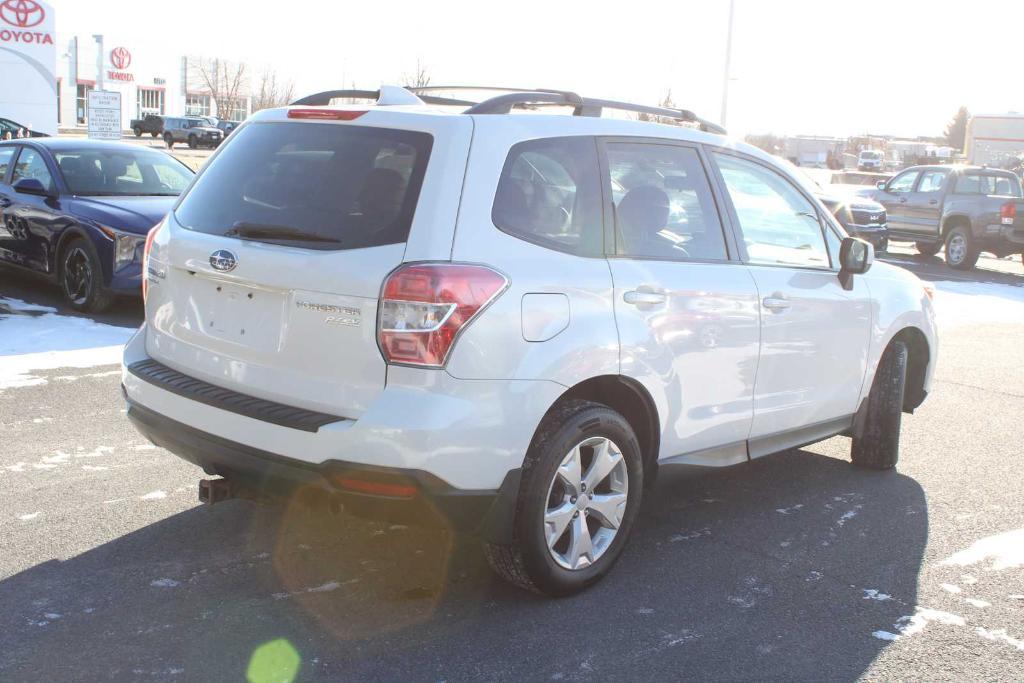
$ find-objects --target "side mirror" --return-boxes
[13,178,52,197]
[838,237,873,289]
[875,180,888,191]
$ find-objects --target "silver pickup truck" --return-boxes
[866,165,1024,270]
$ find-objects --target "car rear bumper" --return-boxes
[125,396,520,540]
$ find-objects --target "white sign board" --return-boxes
[87,90,122,140]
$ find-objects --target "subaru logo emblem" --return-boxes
[209,250,237,272]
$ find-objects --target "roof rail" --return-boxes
[463,90,726,134]
[292,85,726,134]
[290,87,476,107]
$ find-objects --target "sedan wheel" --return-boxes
[60,240,113,312]
[62,245,94,307]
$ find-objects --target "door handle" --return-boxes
[624,289,667,306]
[898,197,908,203]
[762,295,791,311]
[929,199,938,205]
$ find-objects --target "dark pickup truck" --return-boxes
[130,114,165,138]
[866,165,1024,270]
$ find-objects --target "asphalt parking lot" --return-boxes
[1,248,1023,681]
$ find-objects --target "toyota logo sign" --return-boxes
[110,46,132,70]
[0,0,45,28]
[209,250,237,272]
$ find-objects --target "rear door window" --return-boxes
[606,142,727,261]
[175,122,432,250]
[491,136,603,256]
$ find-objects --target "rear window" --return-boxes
[955,172,1022,197]
[491,137,603,257]
[175,121,433,250]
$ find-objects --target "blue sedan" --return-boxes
[0,138,194,312]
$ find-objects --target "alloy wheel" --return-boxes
[947,234,967,264]
[543,436,629,571]
[62,246,92,305]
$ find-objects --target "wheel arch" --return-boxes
[543,375,661,488]
[941,213,971,236]
[891,326,930,413]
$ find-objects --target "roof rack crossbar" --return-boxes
[290,89,476,107]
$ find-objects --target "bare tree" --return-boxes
[251,69,296,112]
[638,89,681,126]
[187,56,249,119]
[402,59,431,89]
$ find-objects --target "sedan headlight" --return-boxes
[98,224,146,271]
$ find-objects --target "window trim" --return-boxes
[706,146,839,272]
[596,135,739,264]
[489,135,607,259]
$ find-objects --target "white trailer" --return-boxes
[965,114,1024,166]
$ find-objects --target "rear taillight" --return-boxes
[1001,202,1016,225]
[141,220,163,302]
[378,263,508,368]
[286,108,366,121]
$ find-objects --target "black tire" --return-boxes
[163,133,174,149]
[59,238,114,313]
[133,126,142,138]
[151,131,159,138]
[944,225,979,270]
[484,399,644,596]
[852,341,908,470]
[187,135,198,150]
[915,241,941,257]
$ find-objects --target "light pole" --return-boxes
[720,0,735,128]
[93,34,104,91]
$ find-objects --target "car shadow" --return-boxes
[0,447,926,681]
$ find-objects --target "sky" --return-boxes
[49,0,1024,139]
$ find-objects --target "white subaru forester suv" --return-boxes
[122,86,937,596]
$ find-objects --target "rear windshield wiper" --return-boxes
[225,222,342,244]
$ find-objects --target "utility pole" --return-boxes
[720,0,735,128]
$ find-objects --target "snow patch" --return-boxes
[875,607,966,642]
[306,581,340,594]
[975,627,1024,651]
[836,507,862,527]
[941,583,962,594]
[863,589,892,601]
[776,504,804,515]
[940,529,1024,571]
[965,598,990,609]
[931,280,1024,328]
[140,490,167,500]
[669,528,710,542]
[150,578,180,588]
[0,297,135,389]
[18,512,40,521]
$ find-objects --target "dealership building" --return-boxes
[55,36,253,130]
[1,0,251,135]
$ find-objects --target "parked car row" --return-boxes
[0,138,195,311]
[130,114,240,149]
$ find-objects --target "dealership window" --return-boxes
[218,98,248,122]
[76,83,94,125]
[137,88,165,117]
[185,94,211,117]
